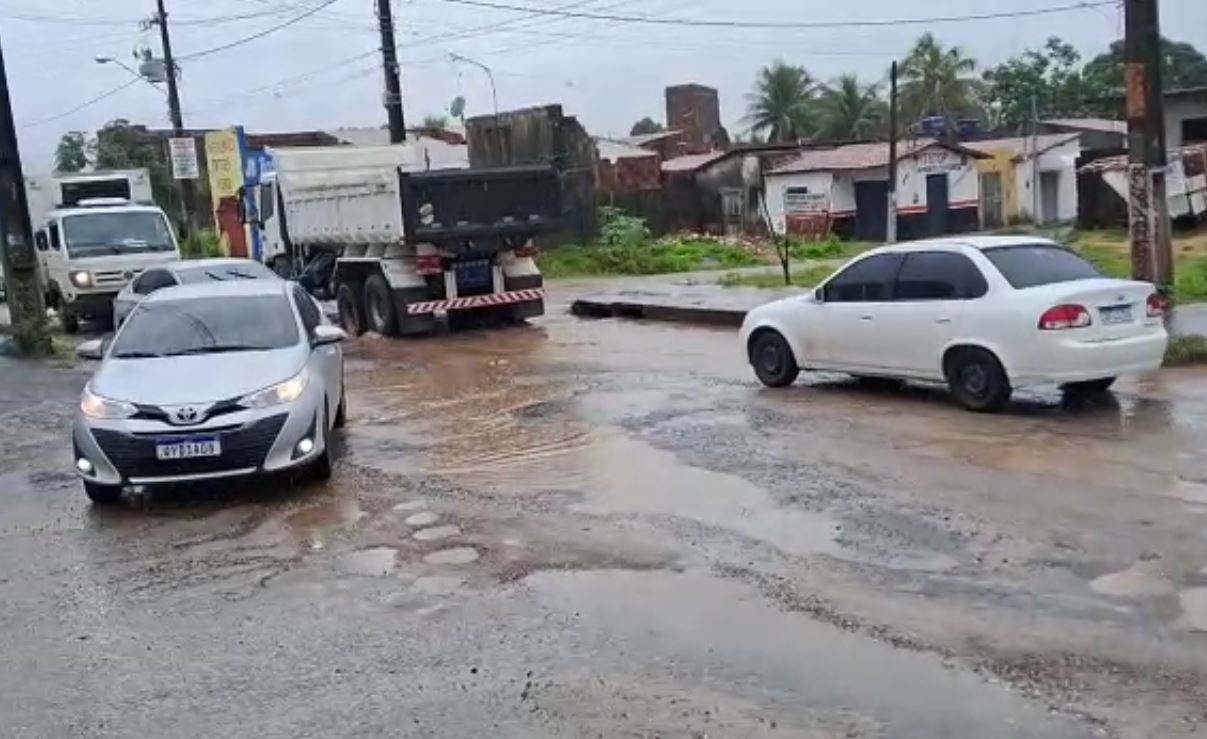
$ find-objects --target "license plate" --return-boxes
[1100,304,1133,325]
[155,436,221,460]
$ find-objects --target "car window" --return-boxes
[48,223,61,249]
[894,251,988,300]
[983,245,1101,289]
[822,253,904,303]
[132,269,177,296]
[111,295,299,358]
[175,261,277,285]
[292,284,321,337]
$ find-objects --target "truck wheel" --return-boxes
[60,310,79,334]
[336,283,366,337]
[271,255,292,279]
[363,275,398,336]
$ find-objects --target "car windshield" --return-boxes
[176,262,277,284]
[62,212,176,258]
[110,294,299,359]
[983,245,1102,289]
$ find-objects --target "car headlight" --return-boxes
[240,371,307,409]
[69,271,93,288]
[80,386,137,419]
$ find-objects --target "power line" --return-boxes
[21,78,140,128]
[177,0,343,60]
[431,0,1117,29]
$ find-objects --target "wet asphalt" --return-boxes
[3,286,1207,738]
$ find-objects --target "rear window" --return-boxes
[983,245,1101,289]
[112,295,298,358]
[175,261,277,285]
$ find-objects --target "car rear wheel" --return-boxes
[83,481,123,505]
[363,274,398,336]
[333,386,347,429]
[1062,377,1116,395]
[750,330,800,388]
[60,310,79,334]
[946,347,1011,412]
[336,282,365,337]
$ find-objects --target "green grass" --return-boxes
[718,264,835,289]
[1165,335,1207,366]
[538,237,762,278]
[787,236,872,262]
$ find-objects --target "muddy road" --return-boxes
[3,289,1207,738]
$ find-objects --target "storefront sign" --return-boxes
[915,148,964,174]
[168,137,199,180]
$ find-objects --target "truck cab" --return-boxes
[35,200,180,332]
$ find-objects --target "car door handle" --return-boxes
[935,317,953,324]
[859,315,873,321]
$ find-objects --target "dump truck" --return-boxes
[247,145,559,336]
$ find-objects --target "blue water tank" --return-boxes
[918,116,946,137]
[956,119,982,139]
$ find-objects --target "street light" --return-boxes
[449,52,499,121]
[94,55,166,95]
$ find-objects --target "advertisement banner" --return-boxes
[168,137,199,180]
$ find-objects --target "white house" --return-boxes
[963,133,1081,227]
[764,138,986,242]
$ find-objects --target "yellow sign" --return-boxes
[204,130,242,201]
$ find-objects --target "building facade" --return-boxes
[965,134,1080,227]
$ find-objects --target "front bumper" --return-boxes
[64,290,119,318]
[72,396,326,487]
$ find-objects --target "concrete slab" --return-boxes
[571,283,803,328]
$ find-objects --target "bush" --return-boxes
[598,206,650,248]
[180,228,223,259]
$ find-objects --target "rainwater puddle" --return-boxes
[1176,588,1207,631]
[1163,480,1207,504]
[337,547,398,577]
[526,569,1094,739]
[283,495,365,551]
[392,500,427,512]
[566,435,840,558]
[1090,562,1176,598]
[404,512,439,527]
[424,546,480,565]
[413,525,460,542]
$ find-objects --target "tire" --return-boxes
[336,282,366,337]
[749,330,800,388]
[945,347,1012,413]
[333,386,347,429]
[363,274,398,336]
[310,444,332,481]
[83,481,122,505]
[271,255,292,279]
[60,309,79,334]
[1062,377,1116,396]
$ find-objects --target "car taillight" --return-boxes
[1146,292,1166,318]
[1038,304,1091,330]
[414,254,442,276]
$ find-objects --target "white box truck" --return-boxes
[26,170,180,332]
[248,145,558,336]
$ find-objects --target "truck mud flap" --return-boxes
[405,288,545,316]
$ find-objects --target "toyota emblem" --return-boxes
[123,270,135,281]
[173,407,199,424]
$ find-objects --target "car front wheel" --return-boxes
[749,330,800,388]
[1062,377,1116,396]
[946,347,1011,412]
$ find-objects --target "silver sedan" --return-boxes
[73,279,346,505]
[112,258,280,328]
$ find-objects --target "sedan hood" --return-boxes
[91,347,306,405]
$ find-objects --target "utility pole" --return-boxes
[885,60,898,244]
[153,0,198,238]
[1031,93,1040,224]
[376,0,406,143]
[1124,0,1172,290]
[0,31,49,353]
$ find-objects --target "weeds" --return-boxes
[1165,335,1207,366]
[719,264,835,289]
[180,228,223,259]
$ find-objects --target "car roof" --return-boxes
[869,235,1060,254]
[143,278,290,303]
[165,258,275,276]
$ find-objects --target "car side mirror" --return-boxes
[76,339,105,361]
[813,287,825,303]
[35,231,48,251]
[312,325,346,346]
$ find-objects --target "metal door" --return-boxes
[926,174,949,236]
[979,171,1003,229]
[1040,171,1060,224]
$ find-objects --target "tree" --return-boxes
[745,61,817,143]
[629,117,664,136]
[900,33,980,125]
[421,114,450,129]
[983,37,1092,129]
[91,119,186,229]
[1082,36,1207,112]
[817,75,885,141]
[54,131,89,173]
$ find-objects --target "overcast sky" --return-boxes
[5,0,1207,169]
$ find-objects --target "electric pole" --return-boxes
[153,0,198,237]
[886,60,898,244]
[0,30,49,353]
[376,0,406,143]
[1124,0,1172,291]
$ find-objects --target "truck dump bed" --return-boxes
[400,165,560,244]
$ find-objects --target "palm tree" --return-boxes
[745,61,817,143]
[817,75,885,141]
[899,33,980,125]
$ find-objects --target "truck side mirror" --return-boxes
[35,231,48,251]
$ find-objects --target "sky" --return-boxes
[5,0,1207,170]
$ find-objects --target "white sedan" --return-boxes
[112,258,280,327]
[740,236,1168,412]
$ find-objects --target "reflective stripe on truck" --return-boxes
[406,288,544,315]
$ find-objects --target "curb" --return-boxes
[570,298,747,328]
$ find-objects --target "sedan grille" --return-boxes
[92,414,288,480]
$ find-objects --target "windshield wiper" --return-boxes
[164,345,273,356]
[205,270,260,281]
[112,351,163,359]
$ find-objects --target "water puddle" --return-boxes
[1089,562,1176,598]
[1163,480,1207,504]
[424,546,480,565]
[404,511,439,527]
[413,525,460,542]
[1176,588,1207,631]
[337,547,398,577]
[392,500,427,512]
